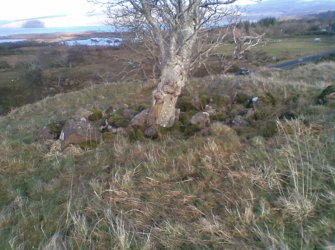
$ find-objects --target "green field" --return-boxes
[257,35,335,60]
[218,35,335,63]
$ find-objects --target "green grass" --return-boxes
[0,62,334,249]
[256,35,335,60]
[0,43,152,115]
[218,35,335,63]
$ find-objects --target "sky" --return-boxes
[0,0,328,28]
[0,0,263,28]
[0,0,106,27]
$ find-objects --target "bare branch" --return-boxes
[200,0,237,7]
[90,0,261,127]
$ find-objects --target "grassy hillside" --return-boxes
[254,35,335,60]
[219,35,334,57]
[0,62,334,249]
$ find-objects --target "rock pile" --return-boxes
[38,84,313,152]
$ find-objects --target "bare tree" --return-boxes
[92,0,262,133]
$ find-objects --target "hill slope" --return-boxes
[0,62,334,249]
[244,0,335,18]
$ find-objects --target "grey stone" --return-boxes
[59,118,101,148]
[130,108,150,129]
[231,115,249,127]
[190,112,210,128]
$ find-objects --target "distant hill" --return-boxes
[243,0,335,20]
[309,10,335,21]
[22,20,45,28]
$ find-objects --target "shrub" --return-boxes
[258,17,276,27]
[16,60,43,85]
[0,60,11,69]
[37,50,67,68]
[66,46,88,67]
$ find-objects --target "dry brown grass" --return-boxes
[0,62,334,249]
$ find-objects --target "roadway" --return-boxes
[270,49,335,70]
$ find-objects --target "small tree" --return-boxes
[94,0,262,132]
[16,60,43,85]
[258,17,276,27]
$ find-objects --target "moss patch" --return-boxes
[79,140,99,150]
[262,120,278,138]
[88,110,103,122]
[128,128,145,141]
[316,84,335,105]
[107,111,130,128]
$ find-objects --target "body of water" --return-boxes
[0,26,124,47]
[0,38,27,43]
[0,26,111,37]
[63,37,122,46]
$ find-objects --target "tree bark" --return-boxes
[147,56,188,129]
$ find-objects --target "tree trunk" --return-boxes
[147,56,188,129]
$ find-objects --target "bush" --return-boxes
[0,60,11,69]
[16,60,43,85]
[66,46,88,67]
[37,50,67,68]
[258,17,276,27]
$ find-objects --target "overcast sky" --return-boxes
[0,0,107,27]
[0,0,327,28]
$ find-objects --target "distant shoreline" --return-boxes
[0,26,119,43]
[0,26,111,35]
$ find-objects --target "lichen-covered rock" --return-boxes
[190,112,210,129]
[106,105,135,128]
[39,120,66,140]
[144,126,159,139]
[122,108,136,120]
[180,112,211,137]
[130,107,179,139]
[59,118,101,149]
[204,104,216,116]
[107,113,129,128]
[230,115,249,127]
[130,108,150,129]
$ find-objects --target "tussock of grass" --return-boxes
[0,62,334,249]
